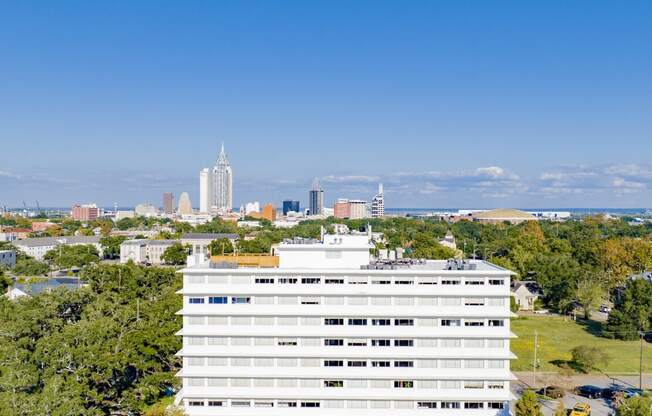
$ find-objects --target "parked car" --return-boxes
[538,385,565,398]
[575,385,603,399]
[599,304,611,313]
[603,386,641,400]
[570,402,591,416]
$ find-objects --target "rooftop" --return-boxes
[14,235,101,247]
[472,208,536,220]
[180,233,239,240]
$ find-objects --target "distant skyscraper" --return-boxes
[163,192,175,214]
[199,168,212,213]
[371,183,385,218]
[282,200,300,215]
[212,143,233,213]
[177,192,193,215]
[308,178,324,216]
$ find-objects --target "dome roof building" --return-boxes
[472,208,536,224]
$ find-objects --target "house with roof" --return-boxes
[510,280,543,311]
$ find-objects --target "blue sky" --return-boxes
[1,1,651,209]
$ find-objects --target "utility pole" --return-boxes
[640,332,644,390]
[533,330,538,388]
[136,298,140,322]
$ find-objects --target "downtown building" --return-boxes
[199,143,233,213]
[308,178,324,216]
[175,233,515,415]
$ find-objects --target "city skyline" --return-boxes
[1,2,651,208]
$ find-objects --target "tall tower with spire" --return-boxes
[371,183,385,218]
[211,143,233,213]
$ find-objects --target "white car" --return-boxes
[600,305,611,313]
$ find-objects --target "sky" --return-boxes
[1,1,651,209]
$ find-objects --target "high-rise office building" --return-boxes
[163,192,175,214]
[371,183,385,218]
[333,199,367,219]
[282,200,300,215]
[212,143,233,213]
[176,234,513,415]
[71,204,99,221]
[308,178,324,216]
[199,168,212,213]
[178,192,193,215]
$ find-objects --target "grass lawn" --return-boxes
[511,315,652,374]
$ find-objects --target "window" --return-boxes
[189,297,204,304]
[254,401,274,408]
[188,316,205,325]
[300,402,320,408]
[325,318,344,326]
[371,380,391,388]
[254,278,274,284]
[301,317,321,326]
[348,318,367,326]
[371,339,391,347]
[325,339,344,346]
[188,378,204,386]
[231,296,251,304]
[489,279,505,285]
[231,358,251,366]
[394,339,414,347]
[419,360,437,368]
[394,401,414,409]
[207,316,227,325]
[347,400,366,408]
[372,361,390,367]
[277,338,298,346]
[441,297,461,306]
[418,297,437,305]
[441,401,460,409]
[394,319,414,326]
[348,379,367,388]
[371,297,391,305]
[230,316,251,325]
[254,296,274,304]
[347,360,367,367]
[418,339,437,347]
[278,278,297,284]
[254,317,274,325]
[440,380,461,389]
[347,339,367,346]
[394,361,413,367]
[465,402,484,409]
[487,339,505,348]
[255,337,274,346]
[418,402,437,409]
[464,380,484,389]
[441,279,460,285]
[324,360,343,367]
[372,279,391,285]
[208,401,223,407]
[278,317,298,325]
[207,357,227,366]
[207,378,227,386]
[232,401,251,407]
[348,277,368,285]
[231,378,250,387]
[277,379,298,387]
[278,296,298,304]
[325,296,345,305]
[464,339,484,348]
[188,357,205,366]
[372,318,390,326]
[301,338,320,346]
[370,401,390,408]
[301,358,321,367]
[417,380,437,388]
[301,296,320,304]
[488,298,505,306]
[440,360,461,368]
[442,319,461,327]
[465,279,484,285]
[418,277,438,285]
[300,379,320,387]
[188,401,204,407]
[326,251,342,259]
[489,402,505,409]
[489,319,504,327]
[440,339,460,348]
[465,320,485,327]
[277,358,298,367]
[254,358,274,367]
[231,337,251,346]
[188,276,204,284]
[418,318,437,327]
[187,336,204,345]
[348,297,367,305]
[301,277,320,284]
[394,279,414,285]
[325,278,344,284]
[488,360,505,368]
[488,381,505,389]
[395,297,414,306]
[394,380,414,388]
[324,380,344,387]
[465,298,485,306]
[278,401,297,408]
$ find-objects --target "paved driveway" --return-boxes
[511,379,616,416]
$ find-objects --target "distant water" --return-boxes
[385,208,649,217]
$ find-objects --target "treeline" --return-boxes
[0,264,181,415]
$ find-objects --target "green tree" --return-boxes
[12,258,50,276]
[43,245,100,269]
[99,236,127,259]
[160,243,190,265]
[606,279,652,340]
[407,232,456,259]
[570,345,610,373]
[515,390,543,416]
[208,238,234,255]
[617,395,652,416]
[575,273,606,320]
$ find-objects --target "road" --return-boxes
[511,379,615,416]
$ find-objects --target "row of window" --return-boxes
[184,377,507,389]
[185,357,507,369]
[185,336,506,348]
[187,295,507,307]
[185,399,506,410]
[188,275,506,286]
[186,316,506,327]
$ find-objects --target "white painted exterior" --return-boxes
[176,236,515,415]
[200,168,212,214]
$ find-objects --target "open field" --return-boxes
[511,315,652,373]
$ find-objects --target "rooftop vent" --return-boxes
[444,259,477,271]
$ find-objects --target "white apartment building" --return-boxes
[120,239,179,265]
[14,236,103,261]
[176,234,515,415]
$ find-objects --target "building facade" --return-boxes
[71,204,99,221]
[175,234,514,415]
[180,233,239,259]
[371,183,385,218]
[212,144,233,213]
[178,192,194,215]
[309,178,324,216]
[163,192,176,215]
[199,168,212,213]
[14,236,102,260]
[282,200,300,215]
[334,199,367,219]
[0,250,16,267]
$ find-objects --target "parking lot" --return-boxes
[511,379,635,416]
